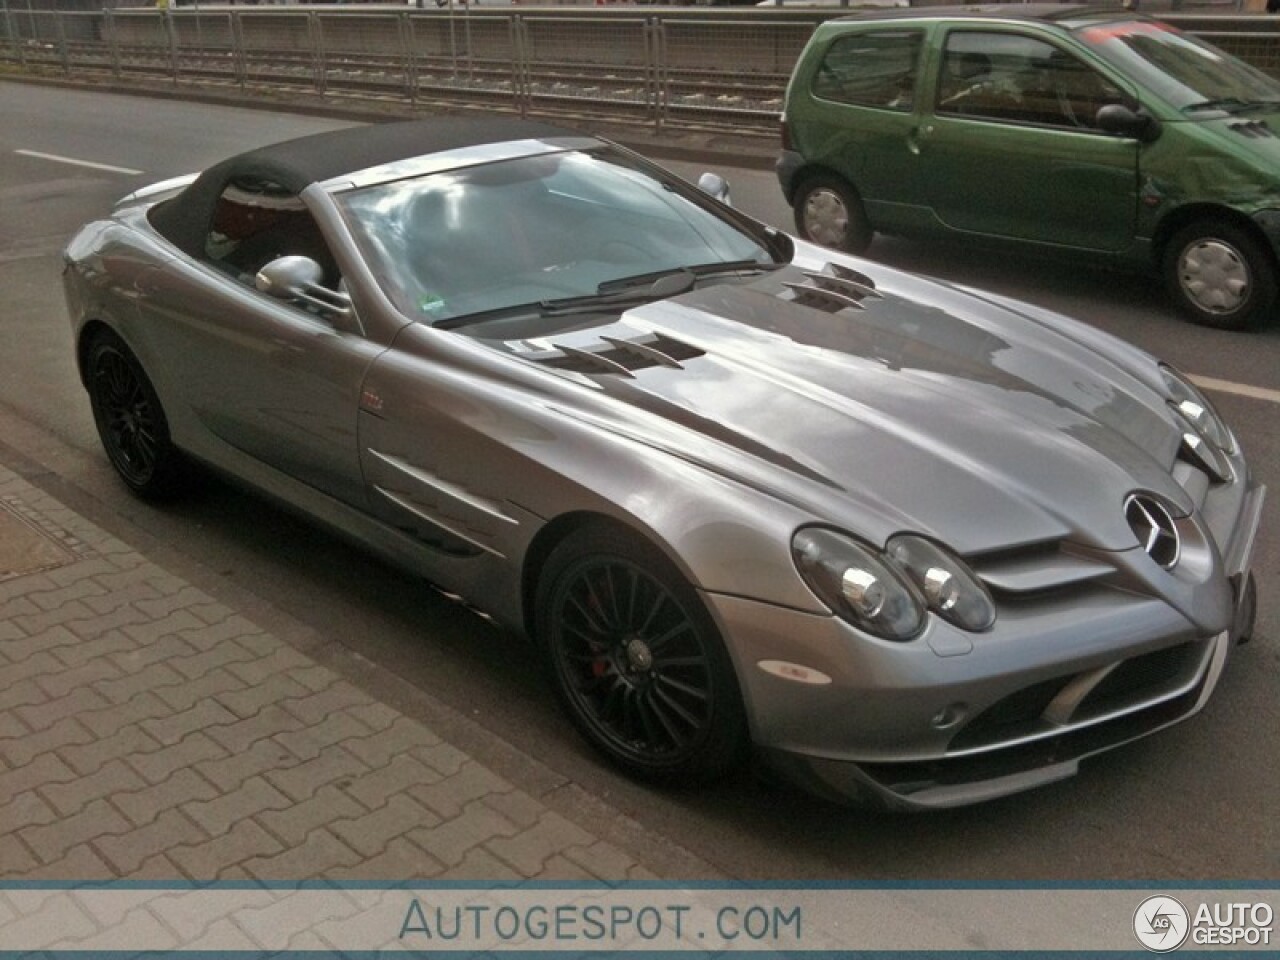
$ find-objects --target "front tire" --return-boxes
[85,331,186,500]
[536,525,748,784]
[793,174,872,254]
[1163,220,1276,330]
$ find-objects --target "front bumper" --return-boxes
[706,480,1265,810]
[1251,209,1280,261]
[776,149,805,204]
[762,627,1233,810]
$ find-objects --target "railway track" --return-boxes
[4,38,785,132]
[9,8,1271,134]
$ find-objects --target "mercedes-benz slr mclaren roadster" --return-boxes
[63,118,1264,809]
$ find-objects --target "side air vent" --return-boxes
[783,262,882,313]
[1228,120,1274,139]
[523,332,705,378]
[969,541,1115,595]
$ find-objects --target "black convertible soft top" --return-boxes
[149,117,579,259]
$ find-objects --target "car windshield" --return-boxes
[1074,19,1280,113]
[334,147,775,326]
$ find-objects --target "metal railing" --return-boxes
[1,6,1277,133]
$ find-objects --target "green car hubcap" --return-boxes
[802,188,850,247]
[1179,239,1249,315]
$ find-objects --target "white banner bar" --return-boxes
[0,886,1274,953]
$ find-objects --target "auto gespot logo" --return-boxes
[1134,895,1275,951]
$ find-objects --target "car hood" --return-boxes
[502,259,1189,556]
[1174,109,1280,198]
[1198,106,1280,143]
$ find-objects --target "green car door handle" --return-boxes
[907,124,934,155]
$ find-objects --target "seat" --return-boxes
[940,52,991,102]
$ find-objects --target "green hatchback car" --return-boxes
[777,6,1280,329]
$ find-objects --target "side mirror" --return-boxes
[1096,104,1162,144]
[255,255,353,320]
[696,172,732,206]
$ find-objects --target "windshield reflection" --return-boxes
[1076,19,1280,111]
[335,148,772,327]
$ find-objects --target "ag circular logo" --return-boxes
[1134,895,1190,952]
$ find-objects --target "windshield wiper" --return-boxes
[541,260,785,316]
[689,258,788,279]
[1183,97,1255,114]
[437,259,786,329]
[539,269,698,316]
[595,259,784,295]
[435,271,696,329]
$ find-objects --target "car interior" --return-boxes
[937,35,1125,129]
[204,177,342,290]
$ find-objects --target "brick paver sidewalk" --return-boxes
[0,462,653,882]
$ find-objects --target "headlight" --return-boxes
[1171,409,1232,483]
[886,535,996,632]
[1160,364,1234,454]
[792,528,924,641]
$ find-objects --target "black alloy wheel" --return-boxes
[86,333,184,499]
[538,526,747,783]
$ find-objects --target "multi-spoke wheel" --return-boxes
[537,525,747,783]
[1163,220,1276,330]
[793,173,872,254]
[86,332,185,499]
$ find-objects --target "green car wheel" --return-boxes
[794,175,872,255]
[1164,221,1277,331]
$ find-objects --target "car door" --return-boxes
[133,182,385,508]
[797,27,929,225]
[918,27,1140,252]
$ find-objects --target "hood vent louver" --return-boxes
[1228,119,1274,138]
[598,335,686,369]
[783,263,882,313]
[551,344,637,378]
[522,332,704,378]
[970,541,1116,595]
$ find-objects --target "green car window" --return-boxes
[812,30,923,111]
[938,30,1125,129]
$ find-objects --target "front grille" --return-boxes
[945,638,1207,755]
[947,676,1071,752]
[1075,641,1204,722]
[859,679,1205,796]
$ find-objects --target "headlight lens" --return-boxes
[792,528,924,641]
[1171,410,1232,483]
[1160,364,1234,454]
[886,535,996,632]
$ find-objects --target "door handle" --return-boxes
[907,124,934,155]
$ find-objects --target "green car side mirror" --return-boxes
[1097,104,1163,144]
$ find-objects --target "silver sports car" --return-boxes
[63,118,1264,809]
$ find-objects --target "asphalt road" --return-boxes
[1,80,1277,880]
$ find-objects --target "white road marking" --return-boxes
[14,149,143,176]
[1191,374,1280,406]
